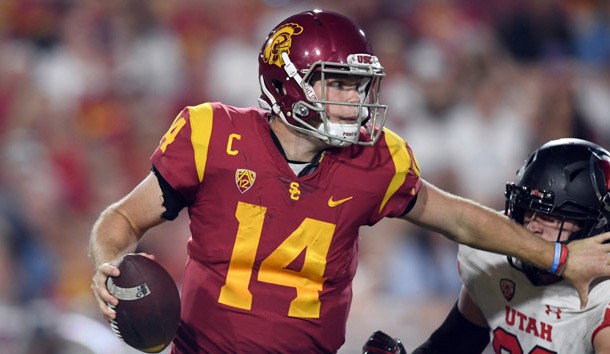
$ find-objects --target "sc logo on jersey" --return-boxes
[289,182,300,200]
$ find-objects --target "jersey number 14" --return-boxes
[218,201,335,318]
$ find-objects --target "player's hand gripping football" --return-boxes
[91,252,155,321]
[562,232,610,309]
[363,330,407,354]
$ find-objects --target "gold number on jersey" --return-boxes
[159,115,187,153]
[218,201,335,318]
[218,202,265,309]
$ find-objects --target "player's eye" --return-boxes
[524,211,561,228]
[327,80,345,89]
[329,79,361,91]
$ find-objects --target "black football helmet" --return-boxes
[258,9,387,147]
[505,138,610,285]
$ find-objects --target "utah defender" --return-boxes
[413,138,610,354]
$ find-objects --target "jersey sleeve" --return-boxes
[372,128,422,222]
[592,303,610,346]
[151,103,215,204]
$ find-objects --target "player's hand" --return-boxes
[91,261,120,321]
[91,252,156,320]
[363,330,407,354]
[562,232,610,309]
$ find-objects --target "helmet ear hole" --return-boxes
[596,158,610,196]
[272,80,285,95]
[599,159,610,187]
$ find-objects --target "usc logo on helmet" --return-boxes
[262,23,303,67]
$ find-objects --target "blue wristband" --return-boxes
[548,242,561,274]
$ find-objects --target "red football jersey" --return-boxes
[151,102,421,353]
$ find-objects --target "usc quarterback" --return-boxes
[90,10,610,353]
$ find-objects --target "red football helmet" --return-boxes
[258,9,387,147]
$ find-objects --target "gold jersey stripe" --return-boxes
[189,103,214,182]
[379,128,417,214]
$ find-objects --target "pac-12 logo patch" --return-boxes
[500,278,515,301]
[262,23,303,67]
[235,169,256,193]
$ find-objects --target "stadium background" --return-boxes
[1,0,609,352]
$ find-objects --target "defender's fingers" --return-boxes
[576,283,590,310]
[591,231,610,244]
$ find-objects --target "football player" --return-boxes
[89,9,610,353]
[411,138,610,353]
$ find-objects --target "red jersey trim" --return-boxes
[592,303,610,346]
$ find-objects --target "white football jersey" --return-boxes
[458,245,610,354]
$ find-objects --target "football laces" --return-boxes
[107,303,124,341]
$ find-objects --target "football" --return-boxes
[106,253,181,353]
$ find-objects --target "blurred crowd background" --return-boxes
[1,0,609,352]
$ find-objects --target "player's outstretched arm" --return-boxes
[89,172,167,320]
[401,180,610,308]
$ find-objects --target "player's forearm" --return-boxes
[89,204,142,267]
[407,182,555,271]
[455,198,554,271]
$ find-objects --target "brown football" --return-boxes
[106,253,180,353]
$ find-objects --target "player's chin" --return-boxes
[327,113,357,123]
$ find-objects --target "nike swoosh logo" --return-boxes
[328,196,353,207]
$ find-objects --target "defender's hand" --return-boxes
[562,232,610,309]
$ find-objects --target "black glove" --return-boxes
[362,330,407,354]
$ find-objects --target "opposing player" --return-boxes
[89,9,610,353]
[412,138,610,353]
